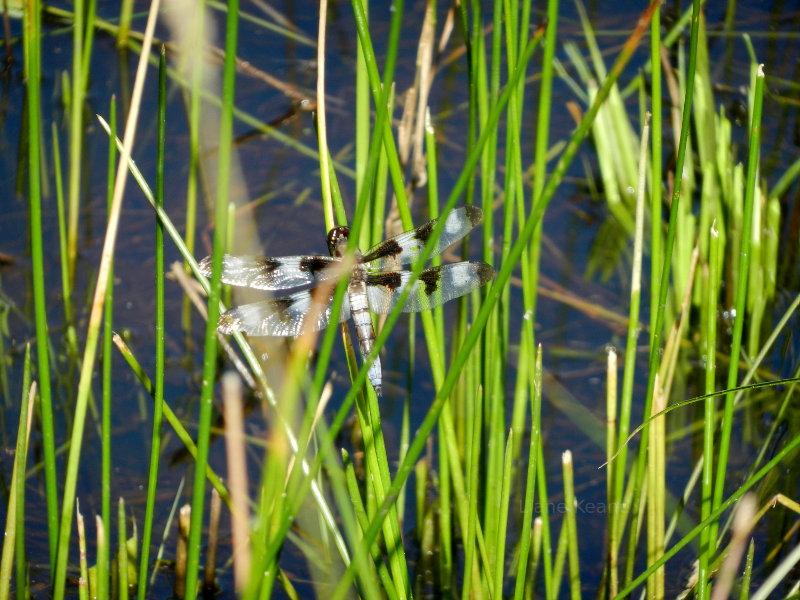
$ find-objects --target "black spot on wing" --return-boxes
[362,239,403,263]
[413,220,435,243]
[272,297,297,324]
[366,271,403,290]
[419,268,442,296]
[257,258,280,273]
[300,256,331,274]
[475,261,495,284]
[463,205,483,226]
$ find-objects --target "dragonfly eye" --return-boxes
[327,226,351,256]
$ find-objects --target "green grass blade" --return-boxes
[136,46,167,600]
[493,431,514,599]
[698,221,721,600]
[117,498,129,600]
[649,4,664,351]
[14,348,34,600]
[183,1,239,595]
[66,0,84,285]
[711,65,765,543]
[98,95,118,600]
[51,122,75,331]
[23,0,59,570]
[562,451,582,599]
[342,449,392,598]
[1,352,35,599]
[512,344,542,600]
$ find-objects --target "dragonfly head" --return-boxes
[327,225,351,257]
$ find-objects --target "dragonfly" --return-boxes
[199,206,494,396]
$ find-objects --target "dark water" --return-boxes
[1,1,799,597]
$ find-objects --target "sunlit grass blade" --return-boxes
[182,0,240,594]
[645,380,665,598]
[65,0,84,285]
[14,356,35,600]
[606,347,620,597]
[23,0,59,570]
[94,515,107,599]
[342,449,394,598]
[118,498,132,600]
[698,221,721,599]
[97,94,117,600]
[1,359,35,600]
[611,110,650,584]
[562,451,582,599]
[712,65,765,545]
[512,344,542,600]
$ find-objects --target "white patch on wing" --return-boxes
[366,262,494,314]
[444,210,463,235]
[448,265,474,288]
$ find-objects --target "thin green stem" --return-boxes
[66,0,84,286]
[512,345,542,600]
[562,452,582,600]
[2,349,33,600]
[137,46,167,600]
[698,222,721,599]
[117,499,129,600]
[23,0,59,570]
[711,65,765,546]
[183,2,239,597]
[98,96,118,600]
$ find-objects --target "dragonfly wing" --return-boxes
[365,262,494,314]
[361,206,484,269]
[199,254,339,290]
[218,289,351,336]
